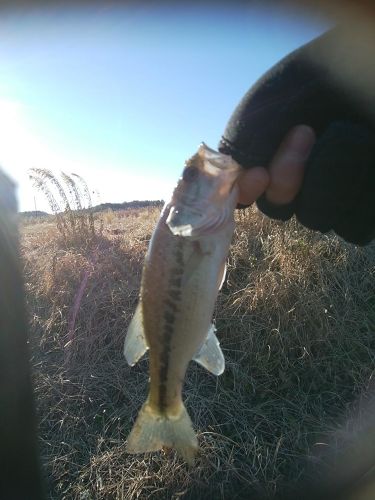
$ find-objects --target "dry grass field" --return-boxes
[20,206,375,499]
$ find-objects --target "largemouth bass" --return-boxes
[124,143,241,464]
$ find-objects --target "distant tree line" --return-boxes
[90,199,164,213]
[20,200,165,218]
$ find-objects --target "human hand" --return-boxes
[220,27,375,245]
[236,124,315,210]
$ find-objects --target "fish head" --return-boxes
[166,143,241,237]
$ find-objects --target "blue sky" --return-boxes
[0,4,328,212]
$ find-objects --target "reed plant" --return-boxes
[28,169,97,248]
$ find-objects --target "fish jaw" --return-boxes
[166,184,238,238]
[166,144,241,238]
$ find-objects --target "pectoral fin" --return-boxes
[217,261,227,291]
[124,302,148,366]
[193,324,225,376]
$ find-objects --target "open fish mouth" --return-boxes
[166,202,235,237]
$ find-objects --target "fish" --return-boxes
[124,143,241,464]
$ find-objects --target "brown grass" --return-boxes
[21,206,375,499]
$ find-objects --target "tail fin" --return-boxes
[126,401,198,465]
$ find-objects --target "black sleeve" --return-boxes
[219,27,375,245]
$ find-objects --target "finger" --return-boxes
[237,166,270,206]
[265,125,316,205]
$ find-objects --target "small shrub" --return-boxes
[29,169,97,249]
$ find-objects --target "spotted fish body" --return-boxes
[124,143,241,463]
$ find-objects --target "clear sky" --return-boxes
[0,3,328,212]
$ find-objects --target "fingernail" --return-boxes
[285,125,315,160]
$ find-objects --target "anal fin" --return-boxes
[193,324,225,376]
[124,302,148,366]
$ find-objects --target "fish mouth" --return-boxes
[166,205,203,237]
[166,185,238,238]
[166,144,241,238]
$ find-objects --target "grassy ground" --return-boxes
[21,206,375,499]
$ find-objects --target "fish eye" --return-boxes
[182,166,199,182]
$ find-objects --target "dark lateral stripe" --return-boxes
[158,239,184,411]
[158,323,174,410]
[164,310,175,325]
[169,277,182,288]
[175,244,184,266]
[168,288,182,301]
[170,266,184,276]
[164,298,178,312]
